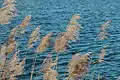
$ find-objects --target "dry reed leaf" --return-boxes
[36,33,52,53]
[68,53,90,80]
[28,26,40,49]
[19,15,31,28]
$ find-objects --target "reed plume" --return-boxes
[6,38,16,54]
[99,20,111,40]
[41,54,58,80]
[67,53,91,80]
[36,32,52,53]
[0,38,16,70]
[92,45,108,64]
[8,51,25,79]
[9,27,17,39]
[0,0,16,24]
[13,15,32,36]
[28,26,40,49]
[54,14,81,53]
[19,15,31,28]
[0,29,16,80]
[98,45,108,62]
[3,0,16,5]
[1,50,25,80]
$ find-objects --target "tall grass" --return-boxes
[0,0,112,79]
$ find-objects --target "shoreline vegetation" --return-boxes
[0,0,113,80]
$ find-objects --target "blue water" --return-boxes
[0,0,120,80]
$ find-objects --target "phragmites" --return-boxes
[0,45,7,69]
[0,37,16,56]
[36,32,52,53]
[7,51,25,79]
[0,51,25,80]
[0,0,16,24]
[28,26,40,49]
[68,53,91,80]
[41,55,58,80]
[54,14,81,53]
[99,20,111,40]
[19,15,31,28]
[6,38,16,54]
[9,27,17,39]
[3,0,16,5]
[98,45,108,62]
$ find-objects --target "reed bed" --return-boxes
[0,0,112,79]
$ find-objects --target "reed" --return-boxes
[36,32,52,53]
[54,14,81,53]
[41,54,58,80]
[3,0,16,6]
[99,20,111,40]
[67,53,91,80]
[0,0,16,24]
[98,45,108,63]
[0,50,25,80]
[19,15,31,28]
[28,26,40,49]
[8,51,25,79]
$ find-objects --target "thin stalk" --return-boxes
[98,73,100,80]
[30,54,37,80]
[1,55,7,80]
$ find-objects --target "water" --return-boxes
[0,0,120,80]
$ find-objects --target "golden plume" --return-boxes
[0,0,16,24]
[98,45,108,62]
[8,51,25,79]
[54,14,81,53]
[41,55,58,80]
[36,32,52,53]
[99,20,111,40]
[3,0,16,5]
[28,26,40,49]
[68,53,90,80]
[19,15,31,28]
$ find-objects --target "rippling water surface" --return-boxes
[0,0,120,80]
